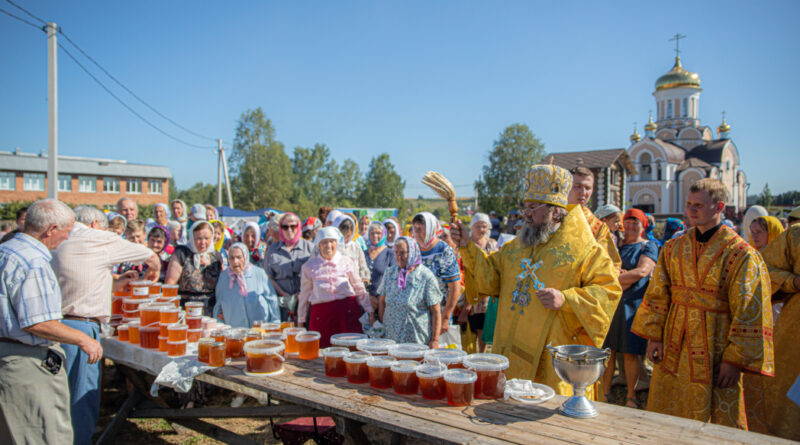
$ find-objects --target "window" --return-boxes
[58,174,72,192]
[23,173,45,191]
[103,177,120,193]
[148,180,162,195]
[127,178,141,194]
[682,98,688,117]
[0,172,14,190]
[667,101,673,118]
[639,153,652,180]
[78,176,97,193]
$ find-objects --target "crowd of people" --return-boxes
[0,164,798,443]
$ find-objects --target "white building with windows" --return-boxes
[627,56,746,218]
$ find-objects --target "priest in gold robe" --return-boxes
[566,166,622,270]
[452,163,621,397]
[760,223,800,440]
[632,178,774,429]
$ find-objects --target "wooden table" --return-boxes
[99,338,792,445]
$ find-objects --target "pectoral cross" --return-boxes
[669,33,686,58]
[510,258,545,314]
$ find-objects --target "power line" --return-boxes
[5,0,46,25]
[0,7,45,30]
[58,29,219,143]
[58,42,216,152]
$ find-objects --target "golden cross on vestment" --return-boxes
[669,33,687,58]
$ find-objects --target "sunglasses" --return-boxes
[281,224,298,230]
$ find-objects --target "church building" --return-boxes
[627,44,747,218]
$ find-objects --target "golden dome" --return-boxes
[718,118,731,134]
[655,57,701,91]
[644,116,657,131]
[630,131,641,143]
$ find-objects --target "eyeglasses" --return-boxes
[281,224,298,230]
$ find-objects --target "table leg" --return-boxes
[95,390,142,445]
[342,418,370,445]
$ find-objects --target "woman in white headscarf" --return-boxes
[741,205,768,245]
[165,221,223,315]
[383,217,401,247]
[214,243,280,327]
[241,221,267,264]
[297,227,372,347]
[333,214,370,284]
[170,199,189,245]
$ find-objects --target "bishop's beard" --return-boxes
[519,218,560,248]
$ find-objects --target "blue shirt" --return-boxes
[213,266,280,328]
[0,233,63,346]
[420,240,460,304]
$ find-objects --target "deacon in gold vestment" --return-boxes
[760,223,800,440]
[632,179,774,429]
[566,166,622,270]
[454,164,621,397]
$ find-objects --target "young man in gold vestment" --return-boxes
[632,178,774,429]
[566,167,622,271]
[452,163,621,397]
[760,222,800,440]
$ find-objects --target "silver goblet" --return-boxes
[546,343,610,419]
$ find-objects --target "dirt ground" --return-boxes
[96,360,649,445]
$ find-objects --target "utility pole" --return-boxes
[46,22,58,199]
[217,139,223,207]
[221,145,234,208]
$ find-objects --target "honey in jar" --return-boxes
[391,360,420,395]
[140,324,160,349]
[127,320,141,345]
[356,338,396,356]
[279,321,294,331]
[130,280,152,298]
[167,323,187,342]
[111,295,124,315]
[117,324,129,342]
[208,342,226,367]
[423,348,467,369]
[149,283,162,295]
[321,347,349,377]
[262,322,281,334]
[184,301,204,317]
[158,336,168,352]
[367,356,395,389]
[330,333,367,352]
[343,351,371,384]
[245,329,261,343]
[161,284,179,297]
[186,316,202,330]
[296,331,321,360]
[225,329,246,359]
[197,338,213,363]
[244,340,286,376]
[159,323,169,337]
[140,303,171,327]
[187,329,203,343]
[283,327,307,356]
[388,343,429,362]
[211,328,229,343]
[202,316,217,332]
[167,340,187,357]
[160,296,180,308]
[444,369,477,406]
[159,306,180,325]
[416,362,447,400]
[462,353,509,400]
[252,320,263,331]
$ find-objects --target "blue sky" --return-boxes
[1,1,797,199]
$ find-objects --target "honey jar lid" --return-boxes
[330,333,367,346]
[462,353,510,371]
[198,337,214,344]
[388,343,429,359]
[423,348,467,365]
[416,362,447,379]
[390,360,420,374]
[284,327,307,336]
[261,333,284,342]
[343,351,371,364]
[356,338,396,354]
[443,368,477,384]
[321,347,349,358]
[296,331,321,342]
[366,356,396,368]
[243,340,285,355]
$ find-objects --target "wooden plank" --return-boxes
[167,418,263,445]
[95,390,142,445]
[131,405,325,419]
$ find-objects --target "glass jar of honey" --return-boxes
[343,351,371,384]
[444,369,477,406]
[261,332,284,343]
[321,347,349,377]
[423,348,467,369]
[279,321,295,332]
[388,343,429,362]
[197,337,214,363]
[283,327,307,356]
[208,341,226,367]
[462,353,509,400]
[211,328,230,343]
[167,340,187,357]
[367,356,396,389]
[391,360,420,395]
[296,331,321,360]
[416,362,447,400]
[244,340,286,376]
[225,329,246,359]
[184,301,204,317]
[356,338,396,356]
[129,280,152,298]
[245,329,261,343]
[330,333,367,352]
[262,322,281,334]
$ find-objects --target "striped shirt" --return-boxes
[52,223,153,322]
[0,232,63,346]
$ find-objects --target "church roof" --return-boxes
[688,140,727,164]
[546,148,637,174]
[655,57,701,91]
[676,157,712,172]
[650,139,687,163]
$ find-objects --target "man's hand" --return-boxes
[78,337,103,365]
[646,340,663,363]
[536,288,564,310]
[143,253,161,282]
[440,318,450,335]
[428,338,439,349]
[716,362,741,388]
[450,220,470,248]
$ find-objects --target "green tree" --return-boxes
[474,123,546,214]
[177,182,217,207]
[291,144,332,206]
[329,159,363,205]
[761,183,773,207]
[358,153,405,209]
[229,108,293,210]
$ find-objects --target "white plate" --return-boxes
[509,383,555,404]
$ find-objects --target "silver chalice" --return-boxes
[546,343,610,419]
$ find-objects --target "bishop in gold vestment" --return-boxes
[459,164,621,397]
[632,225,774,428]
[761,223,800,440]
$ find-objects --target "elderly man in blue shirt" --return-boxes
[0,199,103,444]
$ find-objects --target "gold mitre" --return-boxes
[523,161,572,208]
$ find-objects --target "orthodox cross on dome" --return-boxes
[722,110,727,120]
[648,109,653,120]
[669,33,687,58]
[633,121,638,132]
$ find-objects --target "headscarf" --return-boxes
[147,224,171,252]
[313,226,345,257]
[469,212,492,230]
[242,221,264,261]
[395,236,422,290]
[154,203,172,221]
[345,213,364,245]
[302,217,321,233]
[278,213,302,246]
[644,212,661,247]
[325,209,343,226]
[594,204,621,221]
[209,219,226,252]
[227,242,250,296]
[188,221,215,269]
[107,211,127,227]
[623,209,648,236]
[742,205,768,244]
[751,216,784,247]
[367,221,387,249]
[333,215,356,244]
[662,218,685,243]
[415,212,439,250]
[383,218,400,247]
[170,199,188,223]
